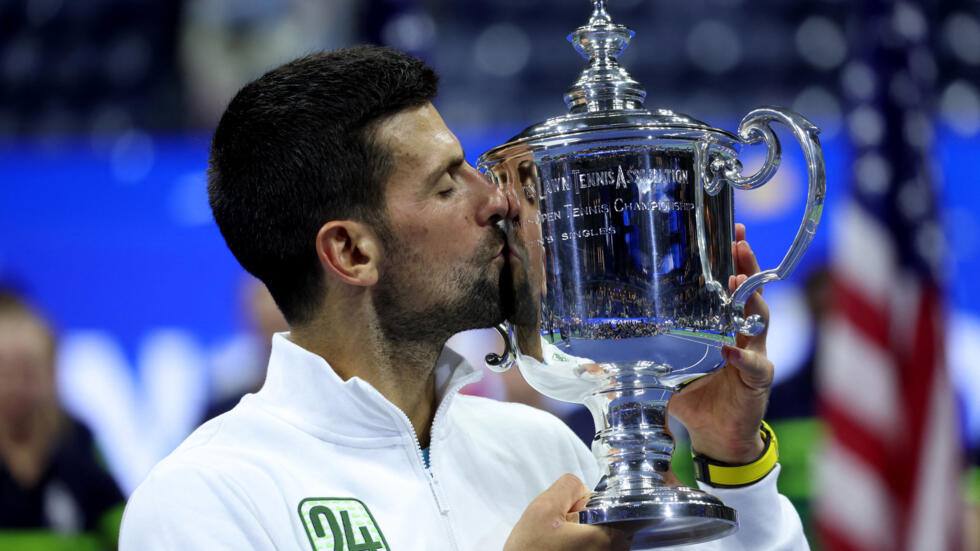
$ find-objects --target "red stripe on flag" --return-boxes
[818,398,892,477]
[822,278,954,550]
[831,274,890,349]
[893,285,944,549]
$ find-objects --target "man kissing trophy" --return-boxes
[480,0,825,547]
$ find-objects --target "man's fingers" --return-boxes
[735,222,746,242]
[743,281,769,316]
[730,239,765,303]
[722,345,773,391]
[662,468,682,487]
[730,245,771,349]
[569,494,591,514]
[728,273,748,293]
[736,240,762,277]
[509,476,627,551]
[564,493,591,522]
[539,474,591,514]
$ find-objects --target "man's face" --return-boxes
[369,104,516,344]
[0,313,55,422]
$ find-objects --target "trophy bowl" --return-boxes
[478,1,825,548]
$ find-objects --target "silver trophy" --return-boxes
[479,1,825,548]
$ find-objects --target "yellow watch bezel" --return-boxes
[692,420,779,488]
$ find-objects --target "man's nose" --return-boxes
[467,163,520,226]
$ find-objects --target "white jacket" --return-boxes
[120,333,807,550]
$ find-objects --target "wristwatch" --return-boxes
[692,420,779,488]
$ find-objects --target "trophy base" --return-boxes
[579,486,737,549]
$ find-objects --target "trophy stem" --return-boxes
[580,363,738,548]
[584,366,674,491]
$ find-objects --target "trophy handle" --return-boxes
[693,141,729,299]
[485,323,517,372]
[718,107,826,335]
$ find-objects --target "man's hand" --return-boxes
[667,223,774,465]
[504,474,631,551]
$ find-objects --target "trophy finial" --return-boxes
[589,0,612,25]
[565,1,647,113]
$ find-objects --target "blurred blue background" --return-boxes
[0,0,977,527]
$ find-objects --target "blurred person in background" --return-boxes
[203,277,288,423]
[969,449,980,551]
[179,0,357,127]
[0,290,125,551]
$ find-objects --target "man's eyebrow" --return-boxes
[448,153,465,171]
[427,152,465,185]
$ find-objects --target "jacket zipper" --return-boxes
[394,373,479,551]
[403,417,447,508]
[392,402,452,548]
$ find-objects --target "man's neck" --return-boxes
[290,316,444,448]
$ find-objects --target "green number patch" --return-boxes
[298,498,390,551]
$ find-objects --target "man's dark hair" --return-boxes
[208,46,438,325]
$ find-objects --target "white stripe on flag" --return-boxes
[818,315,901,439]
[907,374,961,551]
[834,201,897,309]
[817,439,897,550]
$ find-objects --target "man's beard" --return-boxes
[499,232,538,328]
[372,228,509,348]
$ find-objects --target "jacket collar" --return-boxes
[252,333,484,443]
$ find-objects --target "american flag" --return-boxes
[816,2,963,550]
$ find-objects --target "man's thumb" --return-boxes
[539,474,591,514]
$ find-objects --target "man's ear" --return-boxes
[316,221,381,287]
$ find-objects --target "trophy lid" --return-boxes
[483,0,737,159]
